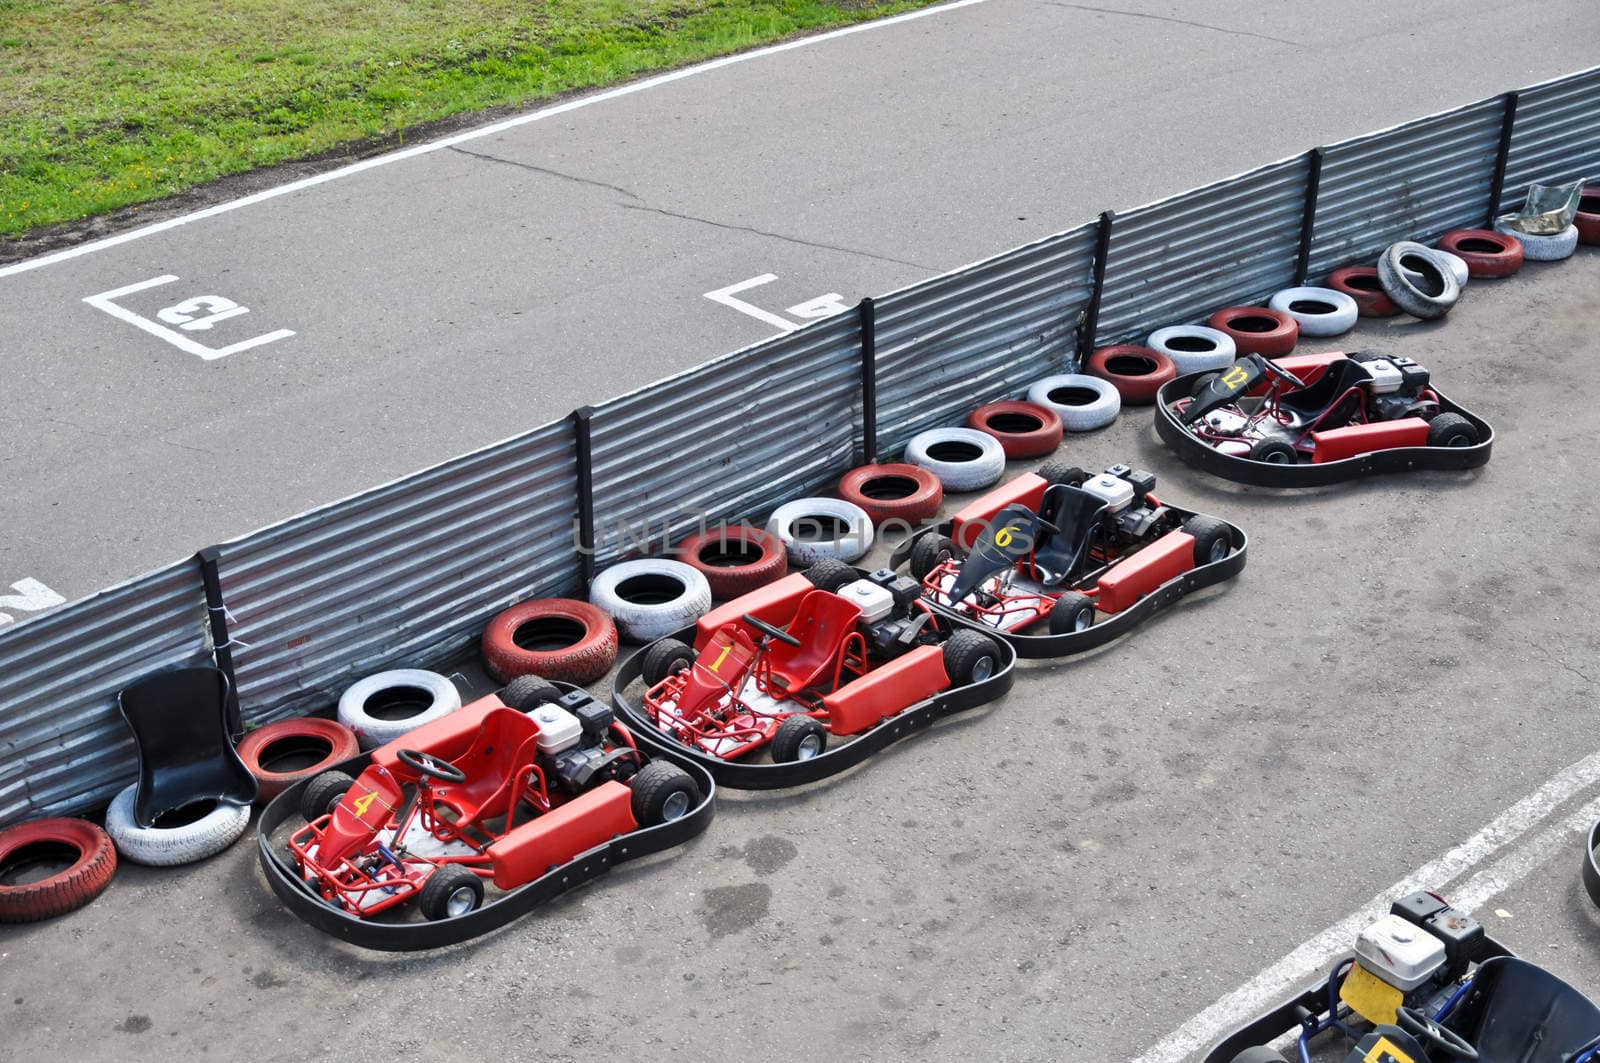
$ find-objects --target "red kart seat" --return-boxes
[371,691,505,771]
[764,590,863,691]
[426,708,542,828]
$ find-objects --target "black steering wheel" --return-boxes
[1261,358,1307,391]
[1395,1005,1478,1060]
[742,613,801,647]
[396,748,466,783]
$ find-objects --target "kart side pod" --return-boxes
[1311,417,1430,463]
[1095,530,1195,614]
[823,645,949,736]
[486,781,636,889]
[950,473,1049,549]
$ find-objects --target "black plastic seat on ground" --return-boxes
[118,665,257,828]
[1446,957,1600,1062]
[1031,485,1108,584]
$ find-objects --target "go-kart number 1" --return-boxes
[710,643,734,673]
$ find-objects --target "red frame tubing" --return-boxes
[965,401,1063,459]
[1084,345,1178,405]
[950,473,1049,549]
[822,645,949,735]
[237,717,361,803]
[1095,531,1195,613]
[487,781,637,889]
[837,463,944,525]
[674,526,787,600]
[1325,266,1401,318]
[1310,418,1430,463]
[1438,229,1524,278]
[1205,307,1298,357]
[0,818,117,923]
[481,598,618,685]
[1576,186,1600,246]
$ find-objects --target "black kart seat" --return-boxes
[1278,357,1371,423]
[118,665,258,828]
[1031,485,1108,584]
[1446,957,1600,1063]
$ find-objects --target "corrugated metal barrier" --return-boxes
[2,65,1596,827]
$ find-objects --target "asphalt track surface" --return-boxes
[3,3,1600,1061]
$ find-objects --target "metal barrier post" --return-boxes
[196,546,243,739]
[1077,211,1114,358]
[572,406,597,586]
[1294,147,1325,285]
[859,296,877,463]
[1486,90,1520,223]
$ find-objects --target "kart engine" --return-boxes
[840,570,932,658]
[1339,892,1484,1025]
[1350,351,1435,420]
[530,692,638,795]
[1085,464,1166,541]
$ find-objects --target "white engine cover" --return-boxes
[1364,358,1404,395]
[837,579,896,623]
[1354,914,1446,991]
[1081,473,1135,512]
[531,704,583,754]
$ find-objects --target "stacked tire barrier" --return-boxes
[1,64,1597,828]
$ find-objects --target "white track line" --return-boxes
[1132,751,1600,1063]
[0,0,990,281]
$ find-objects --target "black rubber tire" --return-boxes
[1427,412,1480,448]
[1189,372,1220,399]
[641,638,696,686]
[1048,591,1096,635]
[1182,515,1232,565]
[299,770,356,822]
[418,865,484,921]
[1229,1049,1290,1063]
[803,558,857,594]
[1378,241,1460,320]
[499,676,562,712]
[909,534,957,581]
[1037,460,1088,487]
[628,760,700,824]
[1249,438,1299,464]
[942,629,1002,685]
[770,715,828,763]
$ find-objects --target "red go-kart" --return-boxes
[905,461,1235,638]
[635,561,1002,764]
[1173,350,1482,465]
[287,681,699,922]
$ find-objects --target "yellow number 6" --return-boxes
[995,527,1015,547]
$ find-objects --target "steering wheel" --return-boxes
[1260,358,1307,391]
[1395,1006,1479,1060]
[742,613,802,647]
[396,748,466,784]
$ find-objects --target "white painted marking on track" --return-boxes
[0,0,992,281]
[703,274,800,332]
[83,275,295,360]
[1132,751,1600,1063]
[0,578,66,625]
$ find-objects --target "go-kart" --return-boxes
[1207,891,1600,1063]
[611,561,1014,788]
[1155,350,1493,487]
[888,462,1246,658]
[257,680,714,949]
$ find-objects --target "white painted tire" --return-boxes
[766,498,875,565]
[105,784,250,867]
[1025,374,1121,432]
[337,669,462,750]
[1494,219,1579,262]
[1376,244,1461,320]
[1267,286,1359,336]
[1147,326,1238,374]
[903,427,1008,491]
[1403,249,1469,289]
[590,559,713,643]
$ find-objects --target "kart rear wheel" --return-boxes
[641,639,696,686]
[500,676,562,712]
[771,716,828,763]
[629,760,700,823]
[300,771,357,822]
[1228,1049,1290,1063]
[1248,438,1298,465]
[1427,412,1480,449]
[1182,515,1232,565]
[909,534,957,581]
[943,630,1002,685]
[803,558,857,594]
[419,865,483,921]
[1048,592,1096,635]
[1037,461,1088,488]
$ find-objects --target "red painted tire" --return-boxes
[1576,186,1600,246]
[1205,307,1298,356]
[481,598,619,685]
[1083,346,1177,405]
[1438,229,1524,278]
[0,818,116,923]
[837,463,943,526]
[1325,266,1400,318]
[236,717,362,803]
[675,526,788,600]
[966,400,1063,459]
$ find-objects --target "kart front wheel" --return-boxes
[909,534,957,581]
[299,770,357,822]
[1426,412,1480,448]
[943,630,1002,685]
[1048,592,1095,635]
[630,760,701,823]
[1228,1049,1289,1063]
[1182,515,1232,565]
[771,716,828,763]
[641,639,696,686]
[419,865,484,921]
